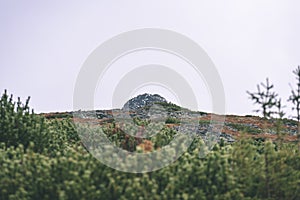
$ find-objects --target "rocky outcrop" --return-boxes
[123,93,167,110]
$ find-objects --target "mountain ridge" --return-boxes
[42,93,299,143]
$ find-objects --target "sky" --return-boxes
[0,1,299,117]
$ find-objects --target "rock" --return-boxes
[123,93,167,111]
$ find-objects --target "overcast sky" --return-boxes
[1,1,299,117]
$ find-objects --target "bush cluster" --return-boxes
[1,91,300,199]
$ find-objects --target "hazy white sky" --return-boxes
[1,1,299,116]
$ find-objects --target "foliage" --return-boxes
[288,66,300,149]
[132,117,150,126]
[1,138,299,199]
[102,122,176,151]
[247,67,300,147]
[1,90,300,199]
[0,90,51,153]
[247,78,287,144]
[247,78,279,119]
[226,123,262,134]
[165,117,180,124]
[154,101,181,112]
[0,90,79,155]
[199,120,211,126]
[44,112,73,119]
[288,66,300,122]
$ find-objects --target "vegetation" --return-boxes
[43,112,73,119]
[247,78,279,119]
[288,66,300,122]
[247,66,300,147]
[226,123,262,134]
[165,117,180,124]
[199,120,211,126]
[0,90,300,199]
[288,66,300,149]
[154,101,181,112]
[3,65,300,200]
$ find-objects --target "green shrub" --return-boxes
[1,90,300,200]
[0,90,51,153]
[154,101,181,112]
[227,123,262,134]
[165,117,180,124]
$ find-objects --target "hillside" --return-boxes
[42,93,299,143]
[1,91,300,199]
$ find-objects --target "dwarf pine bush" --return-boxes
[1,90,300,199]
[0,90,51,153]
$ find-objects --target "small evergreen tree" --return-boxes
[247,78,278,119]
[288,65,300,150]
[247,78,282,138]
